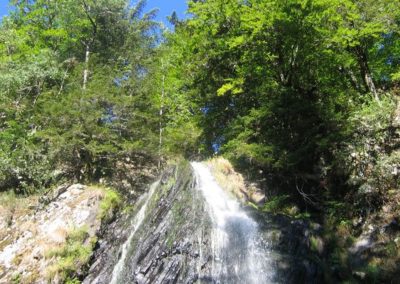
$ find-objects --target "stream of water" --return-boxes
[109,181,158,284]
[102,163,276,283]
[191,162,275,283]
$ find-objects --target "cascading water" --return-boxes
[109,181,158,284]
[191,162,275,283]
[85,161,320,284]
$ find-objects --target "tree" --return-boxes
[161,0,399,207]
[0,0,162,190]
[319,0,399,99]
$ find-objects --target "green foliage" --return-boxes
[332,95,398,212]
[66,278,81,284]
[364,264,380,283]
[0,0,162,193]
[349,95,395,130]
[0,0,399,281]
[262,195,290,214]
[155,0,400,215]
[98,188,122,222]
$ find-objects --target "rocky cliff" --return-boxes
[84,161,323,284]
[0,184,120,283]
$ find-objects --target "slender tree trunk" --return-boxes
[81,1,96,90]
[58,67,69,96]
[6,45,14,96]
[158,61,165,169]
[348,69,362,91]
[355,46,380,103]
[33,80,42,105]
[83,43,90,90]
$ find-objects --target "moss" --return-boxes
[364,263,380,283]
[310,236,320,253]
[385,241,398,258]
[122,205,134,215]
[166,184,192,249]
[163,162,196,249]
[11,272,21,284]
[66,278,82,284]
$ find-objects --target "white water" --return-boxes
[109,181,158,284]
[191,162,275,283]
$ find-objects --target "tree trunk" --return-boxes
[58,67,69,96]
[81,1,96,90]
[83,43,90,90]
[158,64,165,169]
[355,46,380,102]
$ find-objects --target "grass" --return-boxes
[44,185,122,282]
[0,191,34,227]
[45,226,97,283]
[1,184,122,283]
[97,187,122,223]
[206,157,247,201]
[0,191,38,245]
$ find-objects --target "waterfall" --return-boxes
[85,162,317,284]
[191,162,275,283]
[109,181,158,284]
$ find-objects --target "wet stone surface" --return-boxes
[85,162,323,284]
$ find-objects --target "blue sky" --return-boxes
[148,0,187,26]
[0,1,8,19]
[0,0,188,24]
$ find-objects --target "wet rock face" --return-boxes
[81,212,133,284]
[85,162,214,284]
[85,161,324,284]
[122,164,214,283]
[253,213,325,283]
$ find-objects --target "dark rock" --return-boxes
[84,162,325,284]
